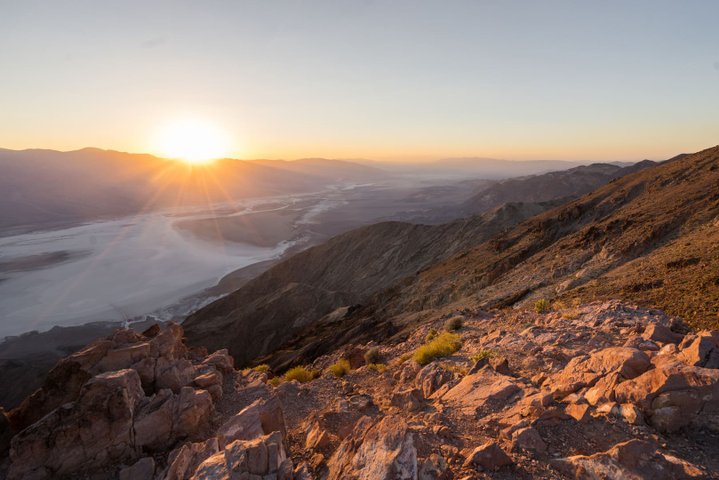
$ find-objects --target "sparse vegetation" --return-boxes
[367,363,388,373]
[425,328,439,342]
[268,376,282,387]
[398,352,413,364]
[444,316,464,331]
[534,298,551,314]
[413,332,462,365]
[328,359,351,378]
[284,366,320,383]
[439,361,468,376]
[252,364,271,374]
[364,347,381,365]
[470,349,495,363]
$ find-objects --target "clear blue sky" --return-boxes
[1,0,717,161]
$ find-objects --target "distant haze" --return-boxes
[1,1,718,161]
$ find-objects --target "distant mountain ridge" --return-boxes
[0,148,385,234]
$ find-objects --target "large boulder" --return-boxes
[554,439,703,479]
[438,367,523,415]
[216,395,286,447]
[163,438,220,480]
[415,363,453,397]
[463,442,512,471]
[134,386,214,449]
[327,415,418,480]
[544,347,650,399]
[614,363,719,432]
[678,331,719,368]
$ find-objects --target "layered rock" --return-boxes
[4,323,229,479]
[327,415,418,480]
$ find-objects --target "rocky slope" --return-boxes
[348,145,719,335]
[457,161,656,217]
[183,201,558,365]
[184,158,660,367]
[2,301,718,479]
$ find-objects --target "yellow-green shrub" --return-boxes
[413,332,462,365]
[284,366,319,383]
[367,363,388,373]
[252,364,271,374]
[470,349,495,363]
[328,359,351,378]
[534,298,551,314]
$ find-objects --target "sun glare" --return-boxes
[153,119,230,165]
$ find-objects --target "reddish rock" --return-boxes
[554,439,703,479]
[164,438,220,480]
[439,368,523,415]
[416,363,453,397]
[191,431,292,479]
[565,403,591,422]
[391,388,424,412]
[462,442,512,471]
[643,324,683,345]
[216,395,286,447]
[327,415,418,480]
[201,349,234,373]
[510,427,547,456]
[305,422,332,450]
[545,347,650,399]
[614,364,719,432]
[678,331,719,368]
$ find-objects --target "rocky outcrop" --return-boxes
[327,415,418,480]
[216,396,286,446]
[2,301,719,479]
[438,367,524,415]
[190,432,292,480]
[463,442,513,471]
[8,369,145,479]
[555,439,704,479]
[3,323,230,479]
[614,362,719,433]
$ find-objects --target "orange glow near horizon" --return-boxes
[151,119,231,165]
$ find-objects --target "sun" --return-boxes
[153,118,230,165]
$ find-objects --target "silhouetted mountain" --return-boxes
[0,148,385,233]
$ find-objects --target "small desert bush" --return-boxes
[364,347,381,365]
[444,316,464,331]
[268,376,283,387]
[328,359,351,378]
[534,298,551,314]
[471,349,495,363]
[439,361,468,376]
[425,328,439,342]
[367,363,388,373]
[284,365,319,383]
[252,364,271,374]
[398,352,413,364]
[413,332,462,366]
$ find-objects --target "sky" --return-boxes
[1,0,718,162]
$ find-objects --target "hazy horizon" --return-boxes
[2,1,718,161]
